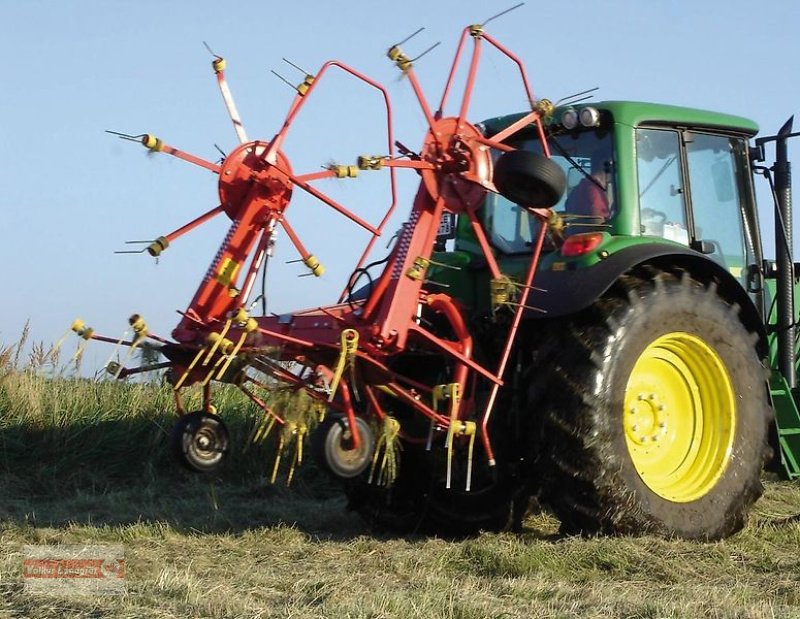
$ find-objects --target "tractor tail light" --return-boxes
[561,232,604,257]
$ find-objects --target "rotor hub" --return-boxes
[420,117,491,213]
[218,141,293,221]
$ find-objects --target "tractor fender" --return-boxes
[530,243,767,354]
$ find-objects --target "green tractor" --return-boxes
[412,101,799,538]
[97,25,799,541]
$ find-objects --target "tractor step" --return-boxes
[770,374,800,479]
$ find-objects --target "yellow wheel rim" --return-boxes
[623,332,735,503]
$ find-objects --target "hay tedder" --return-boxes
[73,16,800,539]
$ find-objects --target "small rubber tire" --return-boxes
[493,150,566,208]
[312,416,375,479]
[171,411,230,473]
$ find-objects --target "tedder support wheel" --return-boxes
[312,416,375,479]
[532,269,771,540]
[171,411,230,473]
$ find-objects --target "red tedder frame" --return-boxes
[89,24,556,481]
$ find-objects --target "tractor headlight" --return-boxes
[579,106,601,127]
[561,108,578,130]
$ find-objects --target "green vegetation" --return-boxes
[1,333,800,618]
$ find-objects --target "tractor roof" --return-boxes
[481,101,760,138]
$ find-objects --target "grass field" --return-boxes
[1,337,800,618]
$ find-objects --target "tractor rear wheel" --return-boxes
[533,269,771,539]
[343,438,522,536]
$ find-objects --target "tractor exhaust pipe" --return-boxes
[774,116,795,388]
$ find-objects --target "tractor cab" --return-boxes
[442,101,764,316]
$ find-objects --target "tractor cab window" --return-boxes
[636,129,689,245]
[685,133,750,281]
[483,127,615,254]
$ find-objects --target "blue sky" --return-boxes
[1,1,798,365]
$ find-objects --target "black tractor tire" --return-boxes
[493,150,566,208]
[343,438,522,536]
[171,411,230,473]
[336,351,527,536]
[532,268,771,540]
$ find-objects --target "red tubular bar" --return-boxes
[436,27,471,116]
[164,205,226,245]
[253,325,315,348]
[464,207,503,280]
[457,34,482,127]
[471,134,515,152]
[403,68,438,135]
[160,143,221,174]
[407,323,500,385]
[489,110,543,145]
[364,385,387,421]
[315,364,361,449]
[278,217,314,265]
[240,226,271,303]
[214,67,249,143]
[481,33,536,109]
[425,293,472,417]
[286,173,381,235]
[384,381,450,426]
[480,214,550,465]
[238,385,285,425]
[295,169,339,183]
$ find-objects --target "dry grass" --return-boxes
[1,333,800,618]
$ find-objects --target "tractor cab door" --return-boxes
[635,127,758,289]
[683,132,758,288]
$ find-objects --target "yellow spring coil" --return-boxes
[296,74,314,96]
[53,322,80,358]
[330,164,359,179]
[303,254,325,277]
[286,422,307,486]
[405,256,430,281]
[535,98,555,119]
[327,329,359,402]
[249,414,277,447]
[103,329,130,379]
[270,432,286,484]
[203,319,233,365]
[212,57,226,73]
[490,275,518,310]
[442,383,461,490]
[141,134,163,152]
[201,333,235,386]
[270,421,307,486]
[357,155,384,170]
[147,236,170,257]
[215,316,258,381]
[173,346,209,391]
[128,314,149,351]
[368,416,402,487]
[386,45,412,72]
[68,319,94,364]
[462,421,477,492]
[71,319,94,340]
[548,210,566,237]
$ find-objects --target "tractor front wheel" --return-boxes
[533,269,771,539]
